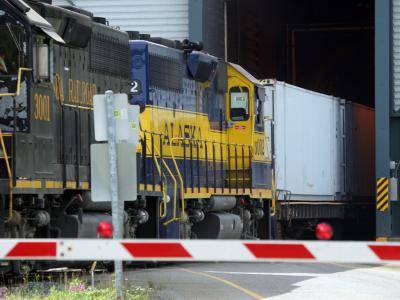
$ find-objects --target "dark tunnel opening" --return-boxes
[227,0,374,107]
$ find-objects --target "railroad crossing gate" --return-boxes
[0,239,400,264]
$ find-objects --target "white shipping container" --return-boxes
[263,81,342,201]
[262,81,374,202]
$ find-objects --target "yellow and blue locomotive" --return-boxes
[0,0,272,245]
[130,38,272,239]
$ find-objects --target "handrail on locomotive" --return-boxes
[0,67,32,223]
[0,68,32,98]
[139,129,258,227]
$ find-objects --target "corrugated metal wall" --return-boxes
[53,0,73,5]
[53,0,189,41]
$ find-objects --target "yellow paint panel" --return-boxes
[184,192,212,199]
[45,181,63,189]
[183,187,272,199]
[226,64,254,147]
[139,184,162,192]
[253,132,267,161]
[80,182,90,189]
[251,189,272,199]
[140,106,227,159]
[66,181,77,189]
[15,180,42,189]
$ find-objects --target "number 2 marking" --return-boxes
[131,81,139,93]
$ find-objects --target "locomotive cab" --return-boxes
[0,2,29,132]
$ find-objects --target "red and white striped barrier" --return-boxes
[0,239,399,264]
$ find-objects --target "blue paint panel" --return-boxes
[129,41,150,108]
[187,51,218,82]
[139,157,223,189]
[159,185,181,239]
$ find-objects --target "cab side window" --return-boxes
[0,17,25,76]
[230,86,249,121]
[254,88,264,131]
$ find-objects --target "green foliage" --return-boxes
[2,276,149,300]
[4,286,149,300]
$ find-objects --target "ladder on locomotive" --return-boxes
[0,130,12,181]
[0,120,14,228]
[0,68,31,187]
[0,68,31,225]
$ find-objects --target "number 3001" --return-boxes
[34,94,51,121]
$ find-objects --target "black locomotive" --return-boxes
[0,0,134,244]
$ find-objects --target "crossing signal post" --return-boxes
[92,91,140,299]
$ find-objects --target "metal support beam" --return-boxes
[375,0,391,238]
[189,0,203,42]
[105,91,124,299]
[375,0,400,239]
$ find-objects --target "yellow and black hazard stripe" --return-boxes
[376,177,389,212]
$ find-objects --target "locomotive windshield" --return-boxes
[230,86,250,121]
[0,26,20,76]
[0,8,27,132]
[0,10,24,76]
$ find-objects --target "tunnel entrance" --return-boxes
[226,0,375,240]
[227,0,374,107]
